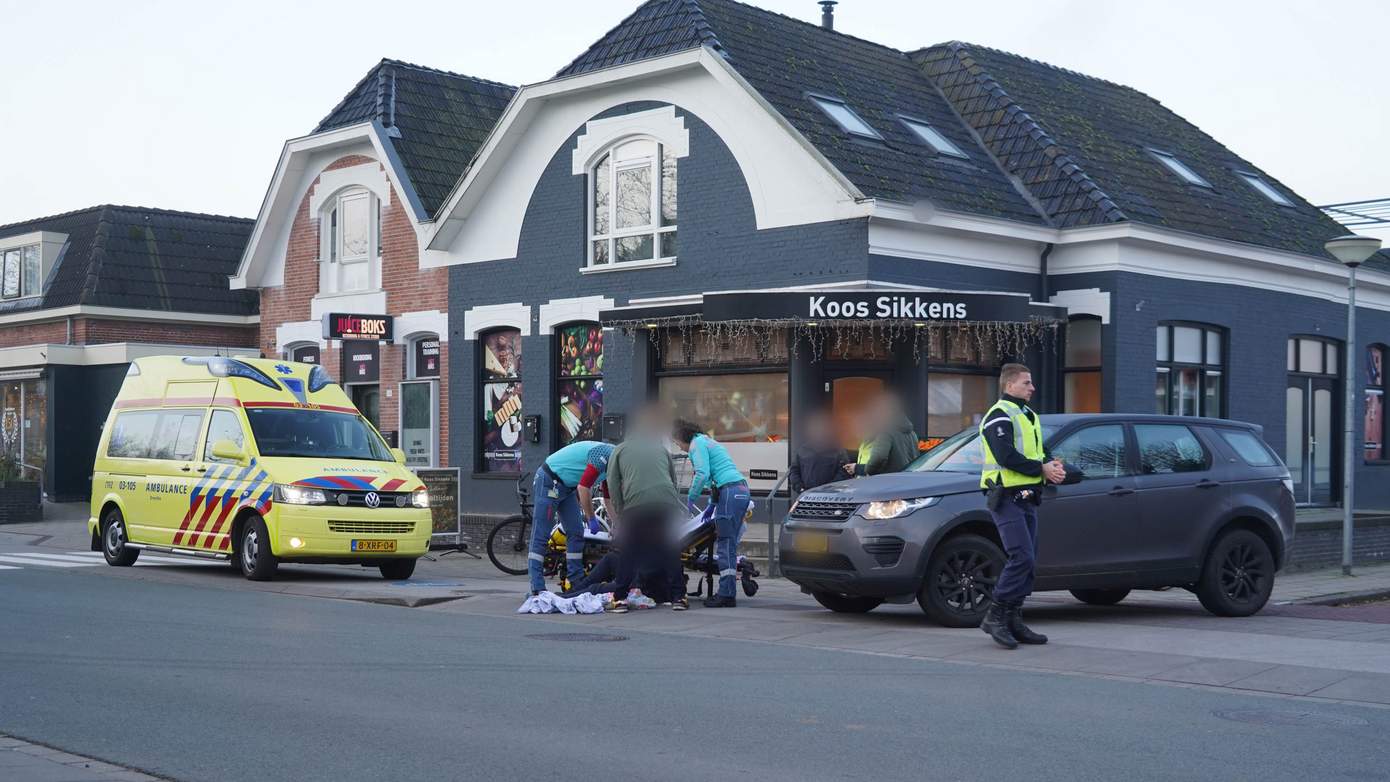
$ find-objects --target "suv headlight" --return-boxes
[861,497,939,520]
[275,484,328,505]
[411,488,430,509]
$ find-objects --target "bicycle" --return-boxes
[485,473,611,584]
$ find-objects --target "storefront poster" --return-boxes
[558,378,603,445]
[1366,390,1384,461]
[291,344,320,365]
[414,338,441,378]
[481,329,523,472]
[415,468,461,537]
[557,324,603,377]
[343,340,380,382]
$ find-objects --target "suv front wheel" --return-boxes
[917,534,1004,627]
[1196,528,1274,617]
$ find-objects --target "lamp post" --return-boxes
[1325,234,1384,576]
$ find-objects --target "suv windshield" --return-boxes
[906,425,1060,473]
[245,408,392,461]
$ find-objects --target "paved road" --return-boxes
[2,565,1388,782]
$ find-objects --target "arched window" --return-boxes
[1367,344,1387,462]
[1156,322,1225,417]
[588,138,677,268]
[319,187,383,293]
[408,334,441,379]
[284,342,320,365]
[556,322,603,445]
[1064,316,1102,413]
[479,328,523,473]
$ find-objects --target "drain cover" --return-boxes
[1214,709,1369,728]
[526,632,629,643]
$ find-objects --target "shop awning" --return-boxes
[600,289,1065,327]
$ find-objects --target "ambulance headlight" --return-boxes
[861,497,939,519]
[275,484,328,505]
[410,488,430,509]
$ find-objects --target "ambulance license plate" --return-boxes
[794,533,828,553]
[351,539,396,553]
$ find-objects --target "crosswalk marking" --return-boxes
[0,564,18,570]
[0,555,95,568]
[12,552,110,564]
[0,550,225,571]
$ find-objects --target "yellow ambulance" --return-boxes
[88,355,431,581]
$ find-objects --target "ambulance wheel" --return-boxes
[101,507,139,567]
[239,517,278,581]
[379,558,416,580]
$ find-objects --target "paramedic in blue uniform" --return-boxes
[978,363,1066,649]
[527,440,613,595]
[673,420,750,608]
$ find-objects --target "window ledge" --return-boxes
[580,258,676,275]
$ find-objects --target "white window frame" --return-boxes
[899,115,968,159]
[586,137,677,270]
[808,94,881,139]
[1,244,41,301]
[1149,149,1211,188]
[1237,171,1293,206]
[319,187,381,294]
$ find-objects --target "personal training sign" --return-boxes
[323,312,394,341]
[701,291,1057,323]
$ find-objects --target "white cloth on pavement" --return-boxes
[517,590,605,615]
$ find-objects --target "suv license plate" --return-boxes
[794,533,828,553]
[352,539,396,552]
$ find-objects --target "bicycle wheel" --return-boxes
[486,514,532,576]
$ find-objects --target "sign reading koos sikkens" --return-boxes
[323,312,394,341]
[700,292,1053,323]
[809,295,967,320]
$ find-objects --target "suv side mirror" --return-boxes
[391,447,407,464]
[210,439,247,463]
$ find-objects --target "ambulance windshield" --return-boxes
[245,408,393,461]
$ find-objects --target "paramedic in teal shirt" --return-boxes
[673,420,750,608]
[527,440,613,595]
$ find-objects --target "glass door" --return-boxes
[1285,375,1338,505]
[350,384,381,429]
[399,380,438,468]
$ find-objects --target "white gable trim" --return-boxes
[394,309,449,344]
[275,320,326,353]
[308,163,391,214]
[422,47,868,267]
[463,302,531,338]
[571,105,689,175]
[537,296,614,334]
[232,120,425,291]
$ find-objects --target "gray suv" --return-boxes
[779,415,1295,627]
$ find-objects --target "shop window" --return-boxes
[479,328,523,473]
[588,138,677,268]
[1,244,41,299]
[1288,336,1340,377]
[1156,323,1225,417]
[409,334,441,379]
[1366,344,1386,461]
[927,373,996,440]
[1064,316,1102,413]
[556,323,603,446]
[657,373,789,488]
[1,378,46,474]
[660,329,789,369]
[320,188,379,293]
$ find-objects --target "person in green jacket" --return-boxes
[845,392,920,477]
[605,404,687,611]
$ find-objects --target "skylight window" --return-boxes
[1149,150,1211,188]
[1238,172,1293,206]
[809,95,881,139]
[900,117,968,158]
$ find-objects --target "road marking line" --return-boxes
[8,552,110,564]
[0,564,17,570]
[0,555,96,568]
[65,551,220,566]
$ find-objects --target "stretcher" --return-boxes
[676,503,760,599]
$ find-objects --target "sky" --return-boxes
[1,0,1386,239]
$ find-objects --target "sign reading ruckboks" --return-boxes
[323,312,394,341]
[700,292,1053,323]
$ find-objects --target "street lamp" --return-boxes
[1325,234,1384,576]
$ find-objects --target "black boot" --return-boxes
[703,594,737,608]
[1008,605,1048,645]
[980,602,1019,649]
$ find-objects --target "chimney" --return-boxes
[820,0,837,30]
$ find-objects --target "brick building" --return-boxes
[0,205,258,500]
[233,61,514,470]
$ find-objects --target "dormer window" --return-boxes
[1149,149,1211,188]
[1,244,41,300]
[588,138,677,268]
[320,188,380,293]
[1238,172,1293,206]
[809,95,881,139]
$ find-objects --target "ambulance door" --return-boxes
[149,408,207,547]
[183,408,256,553]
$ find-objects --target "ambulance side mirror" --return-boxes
[390,447,407,464]
[210,439,247,464]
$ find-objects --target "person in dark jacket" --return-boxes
[844,392,920,477]
[789,410,850,494]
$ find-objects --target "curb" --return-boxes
[1289,587,1390,607]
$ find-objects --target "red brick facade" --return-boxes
[0,316,255,350]
[256,154,450,465]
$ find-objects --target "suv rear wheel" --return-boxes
[1070,588,1130,606]
[917,534,1004,627]
[812,592,882,613]
[1196,528,1274,617]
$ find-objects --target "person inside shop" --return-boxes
[844,391,920,477]
[789,409,851,494]
[673,419,750,608]
[526,439,613,596]
[602,404,688,612]
[977,362,1067,649]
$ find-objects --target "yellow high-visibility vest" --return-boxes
[979,399,1044,489]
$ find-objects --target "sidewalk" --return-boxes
[0,734,160,782]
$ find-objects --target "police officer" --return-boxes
[978,363,1066,649]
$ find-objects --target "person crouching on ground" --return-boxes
[978,363,1066,649]
[526,440,612,596]
[673,419,749,608]
[605,405,687,612]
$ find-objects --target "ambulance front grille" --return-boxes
[327,521,417,535]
